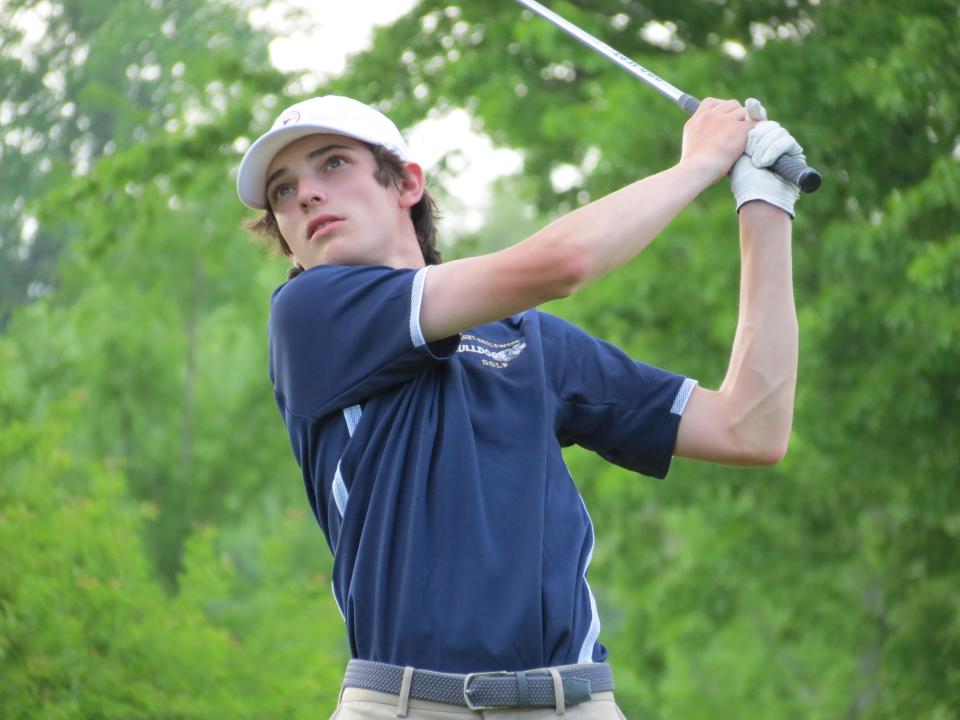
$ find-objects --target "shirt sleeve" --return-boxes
[268,264,459,419]
[540,312,698,479]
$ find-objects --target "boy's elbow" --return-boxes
[728,383,796,468]
[739,432,791,467]
[722,411,791,466]
[556,249,591,297]
[544,239,591,299]
[517,227,593,301]
[750,440,789,466]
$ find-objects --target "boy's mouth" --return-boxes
[306,215,344,239]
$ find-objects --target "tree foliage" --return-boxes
[1,395,344,718]
[1,0,957,717]
[335,1,960,717]
[2,0,348,714]
[0,0,276,316]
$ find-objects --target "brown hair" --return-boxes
[245,143,442,279]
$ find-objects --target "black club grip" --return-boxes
[771,153,821,193]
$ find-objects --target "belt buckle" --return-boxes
[463,670,512,710]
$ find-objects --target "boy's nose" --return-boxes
[298,179,327,209]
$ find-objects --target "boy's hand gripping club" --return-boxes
[514,0,822,193]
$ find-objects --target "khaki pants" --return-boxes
[332,687,628,720]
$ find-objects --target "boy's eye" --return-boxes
[271,183,293,201]
[267,155,346,203]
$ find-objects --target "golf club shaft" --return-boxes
[515,0,696,110]
[515,0,822,193]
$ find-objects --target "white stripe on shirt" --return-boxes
[577,492,602,664]
[409,266,430,349]
[331,404,363,519]
[671,377,698,416]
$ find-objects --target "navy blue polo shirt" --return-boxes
[268,263,697,674]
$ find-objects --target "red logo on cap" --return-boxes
[280,111,301,126]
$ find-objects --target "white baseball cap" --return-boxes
[236,95,411,209]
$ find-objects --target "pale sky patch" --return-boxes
[248,0,419,82]
[408,109,525,235]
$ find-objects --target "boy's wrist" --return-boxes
[674,155,723,192]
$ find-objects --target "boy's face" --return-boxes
[265,133,424,270]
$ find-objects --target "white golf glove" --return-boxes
[730,98,803,218]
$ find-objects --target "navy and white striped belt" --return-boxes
[343,659,614,710]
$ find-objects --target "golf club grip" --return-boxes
[772,154,821,193]
[679,93,822,193]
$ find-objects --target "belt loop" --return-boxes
[515,670,530,706]
[397,666,414,718]
[548,668,565,715]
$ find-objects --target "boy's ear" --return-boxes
[398,162,425,209]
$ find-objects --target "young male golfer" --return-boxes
[237,94,801,719]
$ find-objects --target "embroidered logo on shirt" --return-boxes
[457,334,527,369]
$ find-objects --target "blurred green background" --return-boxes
[1,0,958,717]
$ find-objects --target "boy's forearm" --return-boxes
[719,201,798,460]
[523,157,716,290]
[420,101,753,342]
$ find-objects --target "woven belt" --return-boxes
[343,659,614,710]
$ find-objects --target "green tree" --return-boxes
[337,1,960,717]
[0,394,345,718]
[3,0,957,716]
[0,0,275,318]
[2,0,357,715]
[1,0,301,583]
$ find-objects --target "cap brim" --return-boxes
[236,124,410,210]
